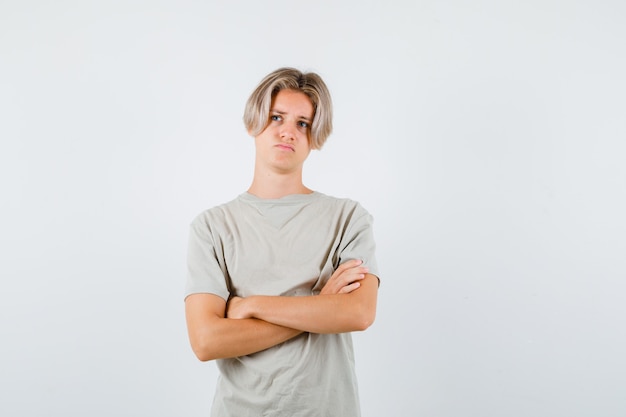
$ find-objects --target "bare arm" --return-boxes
[185,293,302,361]
[228,269,379,334]
[185,260,370,361]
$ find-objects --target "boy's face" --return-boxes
[254,89,314,174]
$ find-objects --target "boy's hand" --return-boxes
[320,259,369,295]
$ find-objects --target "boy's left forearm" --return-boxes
[230,274,378,334]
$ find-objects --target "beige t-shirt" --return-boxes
[186,191,380,417]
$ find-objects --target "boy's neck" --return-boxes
[247,173,312,199]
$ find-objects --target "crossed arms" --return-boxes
[185,259,378,361]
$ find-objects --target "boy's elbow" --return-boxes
[351,274,378,331]
[353,305,376,331]
[189,332,219,362]
[192,346,215,362]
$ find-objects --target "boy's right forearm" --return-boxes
[190,316,302,361]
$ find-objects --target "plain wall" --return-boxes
[1,1,625,416]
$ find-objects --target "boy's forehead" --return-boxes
[271,90,314,117]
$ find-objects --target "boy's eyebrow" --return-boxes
[271,108,312,122]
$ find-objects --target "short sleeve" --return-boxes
[337,203,380,281]
[184,214,231,301]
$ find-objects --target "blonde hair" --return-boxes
[243,67,333,150]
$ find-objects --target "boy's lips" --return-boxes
[275,144,295,152]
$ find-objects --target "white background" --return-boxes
[1,1,625,416]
